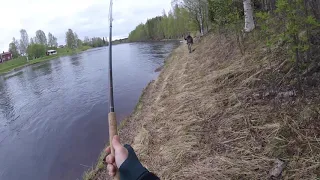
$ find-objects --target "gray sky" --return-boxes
[0,0,172,51]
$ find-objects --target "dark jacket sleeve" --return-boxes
[119,145,160,180]
[139,172,159,180]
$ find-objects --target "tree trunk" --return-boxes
[195,17,202,35]
[199,7,204,35]
[206,5,210,32]
[270,0,276,12]
[304,0,311,63]
[310,0,320,21]
[243,0,255,32]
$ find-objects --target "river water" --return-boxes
[0,42,179,180]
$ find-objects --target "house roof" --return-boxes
[1,52,12,55]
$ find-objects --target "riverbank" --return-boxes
[0,46,91,75]
[86,32,320,179]
[0,42,179,180]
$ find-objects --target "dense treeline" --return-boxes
[66,30,108,49]
[83,36,108,48]
[129,0,319,91]
[128,4,196,41]
[112,38,129,45]
[8,29,59,60]
[7,28,109,61]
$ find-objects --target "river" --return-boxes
[0,41,180,180]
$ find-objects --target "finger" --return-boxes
[106,154,115,164]
[112,135,122,151]
[107,164,116,176]
[108,171,115,177]
[103,147,111,164]
[105,146,111,154]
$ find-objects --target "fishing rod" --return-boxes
[108,0,120,179]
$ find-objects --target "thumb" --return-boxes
[112,135,122,151]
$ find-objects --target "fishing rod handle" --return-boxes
[108,112,120,180]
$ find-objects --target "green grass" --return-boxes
[0,57,29,74]
[0,46,92,74]
[82,150,107,180]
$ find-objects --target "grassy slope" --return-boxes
[0,46,91,74]
[87,32,320,180]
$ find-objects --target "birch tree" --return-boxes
[52,36,58,47]
[35,30,47,45]
[47,33,58,47]
[65,29,77,49]
[183,0,208,35]
[48,32,53,47]
[243,0,255,32]
[30,37,35,45]
[9,38,19,58]
[74,33,79,48]
[19,29,29,55]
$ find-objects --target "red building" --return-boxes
[0,51,13,63]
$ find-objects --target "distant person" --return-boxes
[105,135,159,180]
[184,34,193,53]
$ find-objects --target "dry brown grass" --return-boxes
[90,33,320,180]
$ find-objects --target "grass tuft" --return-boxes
[86,32,320,179]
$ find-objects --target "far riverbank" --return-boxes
[0,46,91,75]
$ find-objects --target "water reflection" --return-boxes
[3,71,24,80]
[27,66,46,97]
[51,58,62,72]
[32,62,52,75]
[69,54,85,80]
[152,54,166,58]
[0,80,15,123]
[16,71,28,93]
[0,42,179,180]
[150,43,166,54]
[134,41,179,61]
[70,54,81,66]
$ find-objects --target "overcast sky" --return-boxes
[0,0,172,51]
